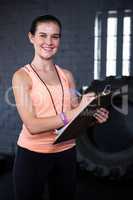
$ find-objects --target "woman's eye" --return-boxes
[53,36,59,39]
[39,34,60,39]
[40,35,46,38]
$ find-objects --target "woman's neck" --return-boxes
[31,57,55,72]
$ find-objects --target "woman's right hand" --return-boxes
[78,92,96,111]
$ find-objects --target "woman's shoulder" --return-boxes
[56,65,74,81]
[62,68,75,85]
[12,65,32,86]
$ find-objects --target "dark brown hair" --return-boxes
[29,15,62,37]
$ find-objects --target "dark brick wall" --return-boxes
[0,0,133,154]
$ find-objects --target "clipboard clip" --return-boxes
[99,84,111,97]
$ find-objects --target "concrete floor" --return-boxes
[0,167,133,200]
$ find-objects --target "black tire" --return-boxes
[76,76,133,180]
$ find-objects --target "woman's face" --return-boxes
[29,22,61,60]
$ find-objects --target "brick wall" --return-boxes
[0,0,132,154]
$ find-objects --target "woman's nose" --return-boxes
[45,37,52,45]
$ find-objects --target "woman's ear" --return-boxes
[28,32,34,44]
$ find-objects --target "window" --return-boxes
[122,15,131,76]
[94,10,132,79]
[106,11,117,76]
[94,12,102,80]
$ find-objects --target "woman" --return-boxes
[12,15,108,200]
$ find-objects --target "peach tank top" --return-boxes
[17,64,75,153]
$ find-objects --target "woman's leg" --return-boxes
[13,146,52,200]
[48,147,77,200]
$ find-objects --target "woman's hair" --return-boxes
[29,15,62,36]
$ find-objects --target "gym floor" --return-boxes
[0,165,133,200]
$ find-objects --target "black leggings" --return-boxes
[13,146,77,200]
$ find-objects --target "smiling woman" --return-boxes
[12,15,108,200]
[28,22,61,61]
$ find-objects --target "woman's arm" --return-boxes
[12,69,95,135]
[63,69,109,124]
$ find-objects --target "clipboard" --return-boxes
[53,85,111,144]
[53,108,95,144]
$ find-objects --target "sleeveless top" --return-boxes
[17,64,76,153]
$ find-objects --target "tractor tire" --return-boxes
[76,76,133,180]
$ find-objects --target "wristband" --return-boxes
[60,112,68,126]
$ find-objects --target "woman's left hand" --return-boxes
[93,108,109,123]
